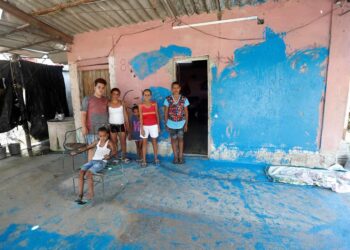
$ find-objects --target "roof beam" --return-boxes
[31,0,98,16]
[0,1,73,43]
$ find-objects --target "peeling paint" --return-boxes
[130,45,192,80]
[211,27,328,163]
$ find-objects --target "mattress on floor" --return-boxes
[266,164,350,193]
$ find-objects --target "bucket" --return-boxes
[8,143,21,155]
[0,146,6,159]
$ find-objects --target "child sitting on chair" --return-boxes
[71,126,116,204]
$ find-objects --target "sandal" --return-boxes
[154,159,160,165]
[173,158,179,164]
[178,158,185,164]
[122,157,130,163]
[141,161,147,168]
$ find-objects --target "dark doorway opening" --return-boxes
[176,59,208,155]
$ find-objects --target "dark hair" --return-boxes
[111,88,120,94]
[132,105,139,111]
[98,126,109,133]
[142,89,152,95]
[94,78,107,86]
[171,81,181,88]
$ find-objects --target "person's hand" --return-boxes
[82,126,88,136]
[128,133,132,140]
[166,125,170,132]
[158,125,160,133]
[103,154,110,160]
[184,124,188,133]
[141,127,145,137]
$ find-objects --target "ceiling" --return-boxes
[0,0,265,62]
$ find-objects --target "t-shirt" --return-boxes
[163,95,190,129]
[131,115,141,140]
[81,95,108,134]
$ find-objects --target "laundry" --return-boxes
[266,164,350,193]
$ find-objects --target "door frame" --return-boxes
[173,56,211,157]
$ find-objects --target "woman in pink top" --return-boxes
[138,89,160,167]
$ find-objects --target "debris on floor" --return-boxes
[267,164,350,193]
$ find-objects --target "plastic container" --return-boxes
[8,143,21,155]
[0,146,6,159]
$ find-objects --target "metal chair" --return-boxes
[62,127,87,170]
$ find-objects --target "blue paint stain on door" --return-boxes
[211,27,328,152]
[130,45,192,80]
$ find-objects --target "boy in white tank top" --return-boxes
[71,126,116,204]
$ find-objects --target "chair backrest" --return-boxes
[63,127,86,149]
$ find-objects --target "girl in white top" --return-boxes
[108,88,130,162]
[72,126,116,203]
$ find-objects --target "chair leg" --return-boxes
[62,151,65,170]
[102,176,105,200]
[73,176,76,194]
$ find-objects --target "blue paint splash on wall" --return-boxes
[149,86,171,141]
[130,45,192,80]
[211,27,328,152]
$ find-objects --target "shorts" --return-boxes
[110,124,125,133]
[86,134,96,144]
[169,128,184,139]
[80,160,107,174]
[140,124,159,139]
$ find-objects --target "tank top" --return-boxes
[92,139,111,162]
[109,105,124,124]
[141,102,157,126]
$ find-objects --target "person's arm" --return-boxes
[81,97,89,135]
[105,141,117,159]
[155,103,160,132]
[163,99,169,130]
[139,104,145,136]
[184,106,189,132]
[70,141,97,155]
[122,101,130,132]
[184,98,190,132]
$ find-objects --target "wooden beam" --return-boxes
[0,1,73,43]
[31,0,97,16]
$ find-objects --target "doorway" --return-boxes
[78,68,111,101]
[176,59,208,155]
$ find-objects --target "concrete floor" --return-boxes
[1,151,350,249]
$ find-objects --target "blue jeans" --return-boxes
[80,160,106,174]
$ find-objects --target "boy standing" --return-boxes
[164,82,190,164]
[81,78,109,160]
[71,126,116,204]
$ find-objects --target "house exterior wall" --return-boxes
[68,0,350,166]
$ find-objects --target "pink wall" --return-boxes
[68,0,350,158]
[321,4,350,152]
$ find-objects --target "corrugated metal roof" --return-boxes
[0,0,265,61]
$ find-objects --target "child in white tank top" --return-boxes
[71,126,116,204]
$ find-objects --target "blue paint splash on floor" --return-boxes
[211,27,328,152]
[0,224,142,250]
[130,45,192,80]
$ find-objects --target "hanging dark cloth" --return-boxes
[18,60,69,140]
[0,60,21,133]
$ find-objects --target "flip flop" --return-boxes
[173,158,179,164]
[141,161,147,168]
[154,159,160,166]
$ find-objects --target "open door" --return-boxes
[176,59,208,156]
